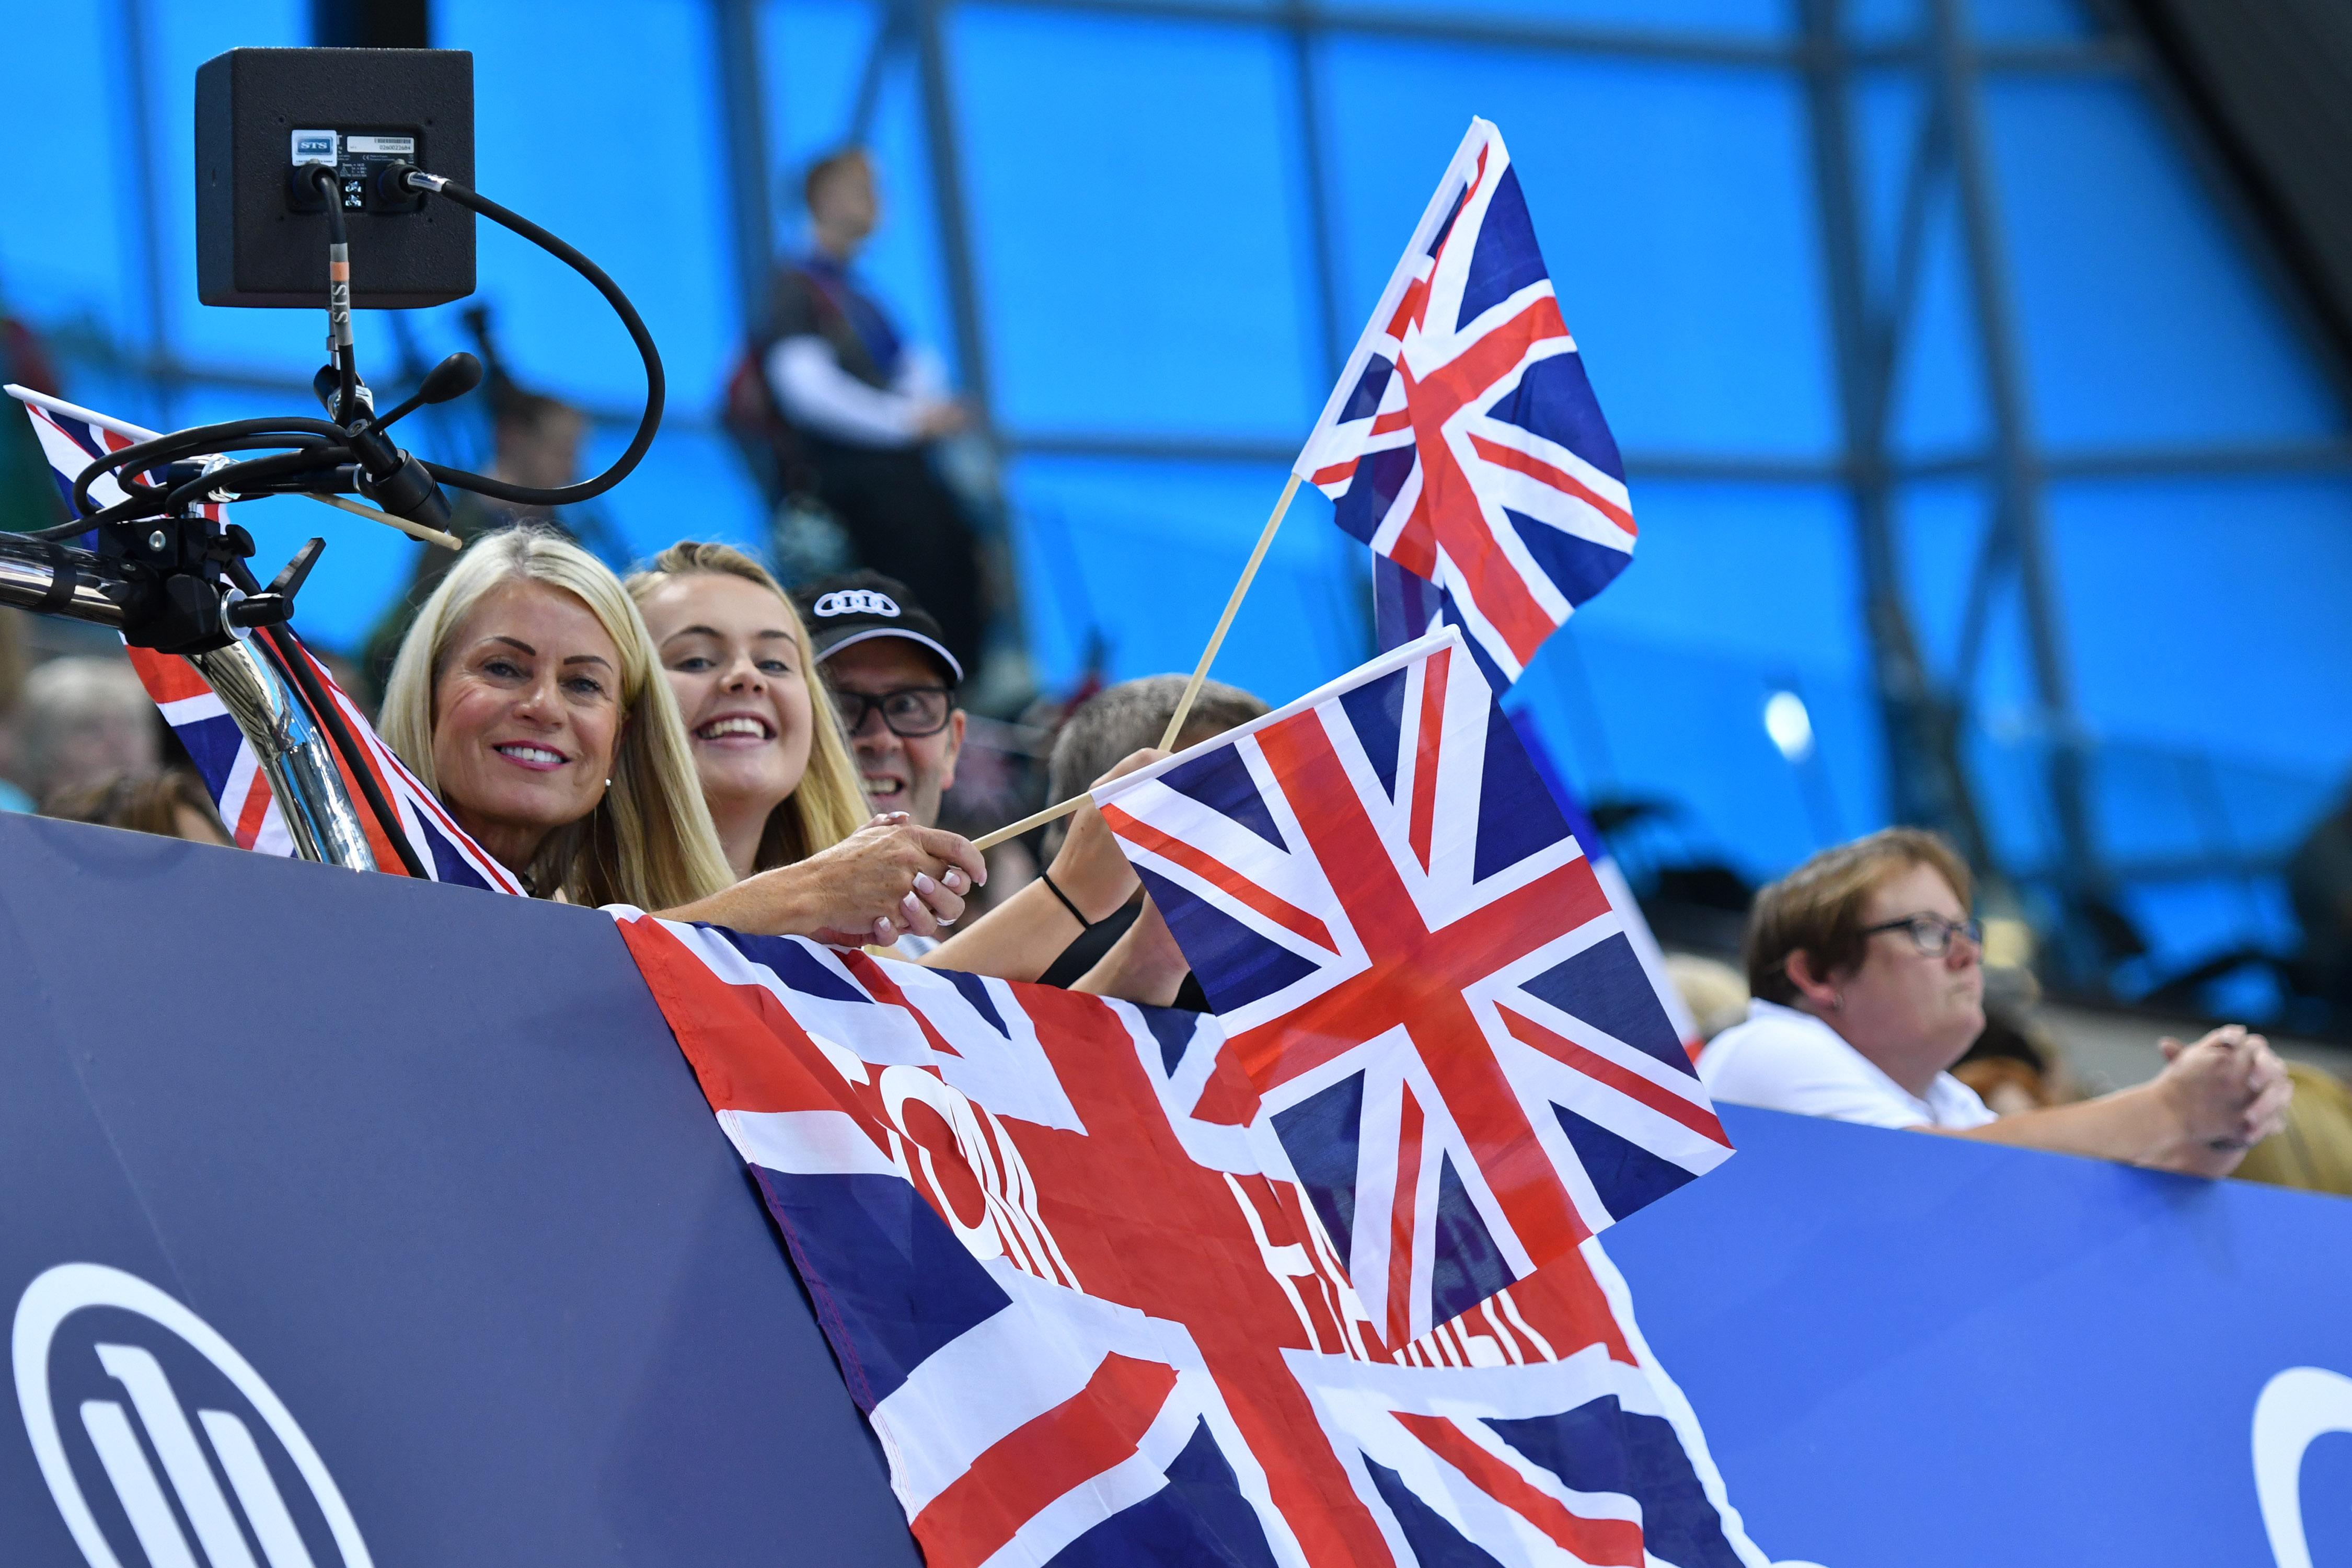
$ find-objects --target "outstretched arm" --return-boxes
[918,751,1163,982]
[657,814,984,947]
[1930,1025,2293,1175]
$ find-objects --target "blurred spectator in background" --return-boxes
[1950,963,2073,1115]
[1031,674,1269,993]
[1663,953,1748,1044]
[2231,1063,2352,1196]
[1,313,67,536]
[1703,827,2291,1177]
[737,148,983,680]
[359,307,610,701]
[794,570,964,828]
[2287,789,2352,1014]
[21,657,156,809]
[43,768,229,846]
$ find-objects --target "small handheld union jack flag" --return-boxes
[1295,118,1634,687]
[1093,627,1731,1347]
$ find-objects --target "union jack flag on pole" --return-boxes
[1295,119,1634,688]
[9,386,522,893]
[1092,628,1731,1348]
[617,915,1769,1567]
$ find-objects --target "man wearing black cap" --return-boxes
[793,570,966,834]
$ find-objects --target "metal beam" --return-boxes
[1285,0,1346,383]
[847,1,906,146]
[942,0,2134,74]
[913,0,996,427]
[116,0,169,390]
[712,0,778,336]
[1799,0,1994,869]
[1929,0,2106,972]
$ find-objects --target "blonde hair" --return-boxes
[381,527,733,908]
[1744,827,1974,1005]
[626,541,869,871]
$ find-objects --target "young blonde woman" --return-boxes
[625,541,869,879]
[382,527,978,942]
[623,538,1168,985]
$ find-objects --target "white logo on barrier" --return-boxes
[2255,1365,2352,1568]
[14,1262,372,1568]
[812,589,900,618]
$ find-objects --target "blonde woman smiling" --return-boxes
[383,528,977,941]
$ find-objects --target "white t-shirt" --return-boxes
[1698,999,1997,1131]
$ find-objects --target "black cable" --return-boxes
[306,164,359,419]
[157,448,354,515]
[400,169,663,506]
[63,418,346,523]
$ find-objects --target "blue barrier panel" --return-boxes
[0,813,921,1566]
[1609,1104,2352,1567]
[8,807,2351,1566]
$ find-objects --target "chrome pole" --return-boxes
[187,638,376,870]
[0,532,376,870]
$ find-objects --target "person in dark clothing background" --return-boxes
[745,147,985,684]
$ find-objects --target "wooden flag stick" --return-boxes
[969,470,1305,853]
[1156,470,1301,751]
[297,491,464,551]
[969,791,1089,851]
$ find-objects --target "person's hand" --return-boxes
[812,812,986,946]
[681,812,983,946]
[2156,1025,2295,1149]
[1049,750,1166,924]
[914,399,969,440]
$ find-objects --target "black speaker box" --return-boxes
[195,47,475,308]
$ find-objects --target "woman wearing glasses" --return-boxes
[1701,828,2293,1175]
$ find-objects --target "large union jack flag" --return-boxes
[10,385,522,893]
[616,913,1768,1567]
[1091,628,1731,1348]
[1295,118,1633,689]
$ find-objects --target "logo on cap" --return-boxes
[812,589,900,619]
[16,1262,373,1568]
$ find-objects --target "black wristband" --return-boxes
[1040,869,1093,932]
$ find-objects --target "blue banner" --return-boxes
[0,813,920,1566]
[1610,1106,2352,1566]
[2,809,2347,1566]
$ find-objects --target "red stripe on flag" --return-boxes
[911,1353,1179,1568]
[1100,802,1339,955]
[1407,647,1448,873]
[1370,409,1412,436]
[1386,1085,1423,1348]
[125,647,215,705]
[841,951,963,1057]
[1465,433,1637,539]
[1309,457,1361,488]
[233,775,273,849]
[1392,1411,1645,1567]
[1496,1004,1729,1148]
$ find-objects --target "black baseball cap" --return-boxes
[791,570,963,685]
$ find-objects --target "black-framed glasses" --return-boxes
[832,686,954,739]
[1860,914,1983,957]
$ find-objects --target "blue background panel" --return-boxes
[955,6,1324,440]
[1320,38,1839,459]
[9,0,2352,1001]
